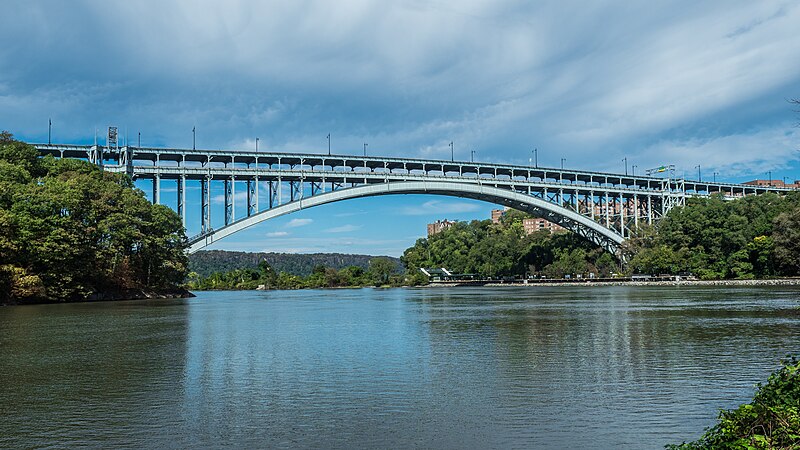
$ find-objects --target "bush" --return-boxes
[668,357,800,449]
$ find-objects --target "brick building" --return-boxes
[743,179,800,189]
[522,217,563,234]
[491,208,506,224]
[427,219,456,237]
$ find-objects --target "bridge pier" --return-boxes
[178,175,185,228]
[153,175,160,205]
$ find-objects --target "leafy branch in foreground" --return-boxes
[668,357,800,449]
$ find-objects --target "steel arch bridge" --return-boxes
[36,143,792,255]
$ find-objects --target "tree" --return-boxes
[669,357,800,449]
[0,132,189,304]
[368,257,397,285]
[773,208,800,276]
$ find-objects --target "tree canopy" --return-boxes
[401,213,616,279]
[0,133,188,304]
[626,193,800,279]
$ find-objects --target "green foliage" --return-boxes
[188,249,400,277]
[668,357,800,449]
[627,193,800,278]
[187,258,412,290]
[400,214,615,278]
[0,132,188,304]
[773,208,800,275]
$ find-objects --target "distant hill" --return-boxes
[189,250,402,277]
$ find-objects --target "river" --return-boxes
[1,286,798,449]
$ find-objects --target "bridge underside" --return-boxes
[187,181,625,255]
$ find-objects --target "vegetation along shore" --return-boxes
[0,133,190,305]
[3,129,800,300]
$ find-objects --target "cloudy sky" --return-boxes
[2,1,799,255]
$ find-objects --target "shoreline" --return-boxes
[428,278,800,288]
[1,287,195,306]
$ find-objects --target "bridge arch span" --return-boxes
[187,181,625,255]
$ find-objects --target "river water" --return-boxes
[1,286,798,449]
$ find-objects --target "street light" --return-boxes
[533,148,538,168]
[632,165,637,176]
[255,137,259,152]
[138,132,141,148]
[695,164,701,181]
[192,126,196,150]
[449,141,454,162]
[622,157,628,176]
[713,172,718,182]
[364,142,368,156]
[471,150,476,162]
[326,133,331,155]
[561,158,566,170]
[48,118,52,145]
[767,171,772,186]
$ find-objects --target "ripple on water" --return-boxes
[0,286,798,449]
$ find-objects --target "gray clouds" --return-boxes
[2,0,799,177]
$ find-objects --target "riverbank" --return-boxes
[1,287,195,306]
[428,278,800,288]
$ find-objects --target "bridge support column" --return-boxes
[224,178,232,226]
[201,177,210,234]
[178,175,185,228]
[269,181,276,209]
[620,193,625,238]
[634,193,639,230]
[153,175,160,205]
[247,178,255,217]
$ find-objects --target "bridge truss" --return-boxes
[36,144,791,255]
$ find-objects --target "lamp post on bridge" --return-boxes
[768,171,772,186]
[623,157,628,176]
[48,118,51,145]
[192,126,196,150]
[713,172,718,182]
[256,137,259,152]
[138,132,141,148]
[471,150,476,162]
[561,158,566,170]
[632,165,637,176]
[449,141,454,162]
[327,134,330,155]
[533,148,538,168]
[696,164,701,181]
[363,142,368,157]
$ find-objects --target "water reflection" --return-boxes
[0,299,189,448]
[0,286,798,449]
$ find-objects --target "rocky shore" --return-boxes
[86,287,196,301]
[1,288,195,306]
[489,279,800,287]
[428,278,800,288]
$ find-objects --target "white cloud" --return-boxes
[639,124,799,178]
[400,199,481,216]
[285,218,313,228]
[325,224,361,233]
[266,231,289,237]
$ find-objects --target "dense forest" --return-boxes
[186,257,403,290]
[0,133,189,304]
[401,193,800,281]
[189,250,401,277]
[626,192,800,279]
[401,209,617,279]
